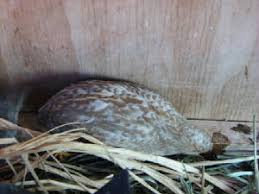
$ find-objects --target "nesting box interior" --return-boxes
[0,1,258,193]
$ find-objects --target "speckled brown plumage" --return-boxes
[38,80,212,155]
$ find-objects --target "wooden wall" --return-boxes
[0,0,258,121]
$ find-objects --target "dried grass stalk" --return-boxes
[0,118,255,193]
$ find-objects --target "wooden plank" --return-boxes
[190,119,257,145]
[18,113,259,155]
[0,0,258,121]
[191,119,259,155]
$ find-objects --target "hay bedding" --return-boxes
[0,118,257,194]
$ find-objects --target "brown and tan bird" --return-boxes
[38,80,212,156]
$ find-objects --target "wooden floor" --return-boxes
[19,112,258,150]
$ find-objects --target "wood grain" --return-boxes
[0,0,258,121]
[191,119,257,145]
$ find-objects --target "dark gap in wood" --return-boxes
[187,117,259,123]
